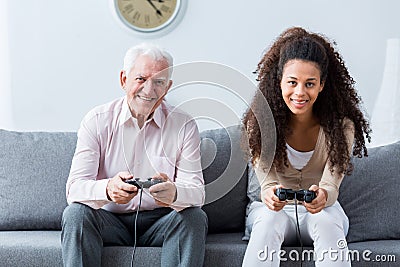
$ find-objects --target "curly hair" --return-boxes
[242,27,371,175]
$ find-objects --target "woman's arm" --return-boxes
[319,119,355,207]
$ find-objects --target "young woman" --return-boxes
[242,27,371,266]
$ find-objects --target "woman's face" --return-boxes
[280,59,324,118]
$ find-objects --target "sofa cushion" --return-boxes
[0,130,76,230]
[339,141,400,243]
[0,231,63,267]
[200,125,249,233]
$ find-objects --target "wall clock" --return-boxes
[111,0,186,36]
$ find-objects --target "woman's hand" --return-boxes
[263,185,287,211]
[303,185,327,214]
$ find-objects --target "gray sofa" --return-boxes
[0,125,399,267]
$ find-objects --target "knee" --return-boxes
[253,208,286,228]
[249,208,289,240]
[308,211,345,234]
[247,208,288,246]
[62,203,94,228]
[176,207,208,232]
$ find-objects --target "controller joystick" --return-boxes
[275,188,316,203]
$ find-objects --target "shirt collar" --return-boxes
[119,96,164,129]
[119,97,132,126]
[151,102,164,128]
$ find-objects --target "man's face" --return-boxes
[120,55,172,119]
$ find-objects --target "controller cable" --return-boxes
[130,186,144,267]
[121,121,145,267]
[294,194,303,267]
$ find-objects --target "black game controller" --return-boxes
[275,188,316,203]
[125,178,164,189]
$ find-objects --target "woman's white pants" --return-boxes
[242,201,351,267]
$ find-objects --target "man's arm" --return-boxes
[151,119,205,212]
[66,113,110,209]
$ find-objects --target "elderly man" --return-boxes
[61,43,207,267]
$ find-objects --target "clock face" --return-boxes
[115,0,180,33]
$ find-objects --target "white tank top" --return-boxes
[286,143,314,170]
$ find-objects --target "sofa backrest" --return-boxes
[2,127,399,242]
[200,125,248,233]
[339,140,400,243]
[0,130,76,230]
[0,126,249,233]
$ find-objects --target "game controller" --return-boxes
[125,178,164,189]
[275,188,316,203]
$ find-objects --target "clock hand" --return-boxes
[150,0,164,2]
[146,0,163,16]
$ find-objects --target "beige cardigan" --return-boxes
[256,119,355,207]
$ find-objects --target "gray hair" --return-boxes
[123,43,174,78]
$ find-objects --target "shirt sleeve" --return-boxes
[66,112,111,209]
[170,119,205,212]
[319,119,355,207]
[256,161,279,205]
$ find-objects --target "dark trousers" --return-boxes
[61,203,208,267]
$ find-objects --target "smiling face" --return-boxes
[120,54,172,119]
[280,59,324,118]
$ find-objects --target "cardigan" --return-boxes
[256,118,355,207]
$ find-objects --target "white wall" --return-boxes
[0,0,13,129]
[2,0,400,133]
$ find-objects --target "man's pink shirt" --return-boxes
[66,97,205,212]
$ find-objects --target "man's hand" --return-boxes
[263,185,287,211]
[149,173,177,207]
[303,185,327,214]
[106,172,138,204]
